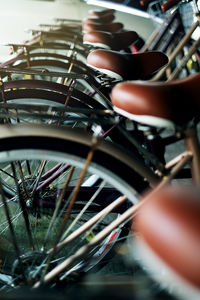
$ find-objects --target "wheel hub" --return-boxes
[18,176,57,213]
[12,251,47,285]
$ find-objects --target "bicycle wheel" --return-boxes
[3,80,105,108]
[3,56,107,103]
[0,124,148,291]
[11,55,96,76]
[29,41,88,59]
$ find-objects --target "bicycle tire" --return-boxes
[2,80,105,109]
[4,58,105,102]
[12,57,96,76]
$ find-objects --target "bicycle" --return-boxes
[0,70,198,290]
[0,3,198,294]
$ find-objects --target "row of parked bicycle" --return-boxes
[0,1,199,299]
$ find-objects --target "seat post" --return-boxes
[184,127,200,185]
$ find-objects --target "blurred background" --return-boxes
[0,0,155,60]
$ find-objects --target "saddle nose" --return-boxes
[83,31,138,50]
[87,49,168,80]
[82,22,124,33]
[134,186,200,294]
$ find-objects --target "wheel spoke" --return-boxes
[16,161,30,200]
[41,162,62,180]
[42,165,75,250]
[11,162,35,251]
[0,168,15,180]
[48,194,127,256]
[30,160,47,198]
[61,180,106,240]
[39,136,99,283]
[0,176,27,283]
[53,136,98,247]
[36,163,70,191]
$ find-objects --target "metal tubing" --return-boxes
[184,127,200,185]
[167,36,200,80]
[47,195,127,255]
[151,19,200,81]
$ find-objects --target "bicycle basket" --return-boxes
[179,1,195,33]
[147,0,167,28]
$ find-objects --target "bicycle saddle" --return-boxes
[111,73,200,128]
[82,22,123,33]
[88,9,115,17]
[134,186,200,299]
[83,31,138,50]
[82,14,115,25]
[87,49,168,80]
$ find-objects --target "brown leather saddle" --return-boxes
[87,49,168,80]
[135,185,200,291]
[82,14,115,26]
[82,22,123,33]
[111,73,200,127]
[83,31,138,50]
